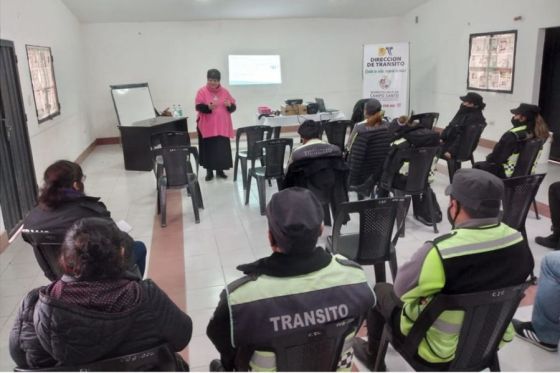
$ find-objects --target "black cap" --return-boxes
[460,92,485,108]
[511,103,539,120]
[266,187,324,255]
[207,69,221,80]
[445,169,503,215]
[298,120,322,139]
[364,99,382,116]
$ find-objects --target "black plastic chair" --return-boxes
[446,123,485,182]
[502,173,546,243]
[347,129,392,199]
[409,112,440,130]
[380,146,441,234]
[157,145,204,226]
[14,344,187,371]
[373,283,529,372]
[350,98,370,123]
[326,197,410,283]
[323,120,355,151]
[150,131,198,186]
[233,125,273,189]
[512,138,544,219]
[244,138,293,215]
[21,230,65,281]
[21,229,143,281]
[235,317,359,371]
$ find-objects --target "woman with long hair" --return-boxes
[475,103,549,178]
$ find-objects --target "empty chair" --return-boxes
[446,123,485,182]
[347,128,392,199]
[150,130,198,184]
[233,125,273,189]
[323,120,355,151]
[14,344,187,372]
[409,112,439,130]
[502,173,546,242]
[373,283,529,371]
[327,197,409,283]
[379,146,440,233]
[283,155,349,226]
[157,145,204,226]
[245,138,293,215]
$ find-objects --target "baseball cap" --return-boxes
[364,99,382,116]
[445,169,504,214]
[510,103,539,120]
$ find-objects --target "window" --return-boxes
[467,30,517,93]
[26,45,60,123]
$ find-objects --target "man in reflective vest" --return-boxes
[354,168,534,369]
[207,187,376,371]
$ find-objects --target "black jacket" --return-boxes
[441,106,486,156]
[347,127,392,187]
[9,279,192,369]
[207,249,333,370]
[23,194,111,234]
[486,125,529,165]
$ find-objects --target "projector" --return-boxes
[285,99,303,106]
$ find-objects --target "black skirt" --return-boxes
[197,129,233,171]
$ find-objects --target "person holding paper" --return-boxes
[195,68,237,181]
[23,160,147,277]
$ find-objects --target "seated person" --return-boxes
[440,92,487,164]
[23,160,147,276]
[513,251,559,352]
[345,98,389,153]
[475,103,549,178]
[10,218,192,370]
[354,169,534,369]
[535,181,560,249]
[207,188,375,371]
[379,121,442,225]
[289,120,341,164]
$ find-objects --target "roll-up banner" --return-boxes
[362,43,409,119]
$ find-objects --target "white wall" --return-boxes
[82,17,404,138]
[403,0,560,141]
[0,0,93,235]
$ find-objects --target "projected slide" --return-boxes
[228,55,282,85]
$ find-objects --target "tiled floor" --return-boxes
[0,141,558,371]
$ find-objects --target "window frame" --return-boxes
[25,45,61,123]
[467,30,517,94]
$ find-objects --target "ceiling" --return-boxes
[60,0,429,23]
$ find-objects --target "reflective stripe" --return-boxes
[341,333,354,352]
[439,231,522,258]
[392,138,407,146]
[250,351,276,371]
[432,318,462,334]
[399,161,409,176]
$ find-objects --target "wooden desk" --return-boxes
[118,116,188,171]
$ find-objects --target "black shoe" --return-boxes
[513,319,558,352]
[216,171,227,179]
[209,359,225,371]
[353,338,386,371]
[535,233,560,249]
[205,170,214,181]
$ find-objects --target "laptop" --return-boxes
[315,98,338,113]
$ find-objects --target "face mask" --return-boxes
[447,202,461,229]
[511,117,522,126]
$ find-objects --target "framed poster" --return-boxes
[26,45,61,123]
[467,30,517,93]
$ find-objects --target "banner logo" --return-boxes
[378,47,393,56]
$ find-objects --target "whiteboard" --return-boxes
[110,84,155,126]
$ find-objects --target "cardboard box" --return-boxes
[281,104,307,115]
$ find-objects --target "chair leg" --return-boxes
[195,181,204,209]
[233,155,239,182]
[159,183,167,228]
[323,204,332,226]
[257,177,267,216]
[189,185,200,224]
[373,327,390,372]
[374,263,387,283]
[425,189,439,233]
[533,199,540,219]
[389,251,398,282]
[489,353,501,372]
[240,158,248,190]
[469,154,475,167]
[245,173,252,205]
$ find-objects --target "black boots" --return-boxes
[535,231,560,249]
[216,170,227,179]
[205,170,214,181]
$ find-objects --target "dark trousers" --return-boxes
[550,181,560,232]
[473,161,506,178]
[131,241,147,276]
[367,283,403,357]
